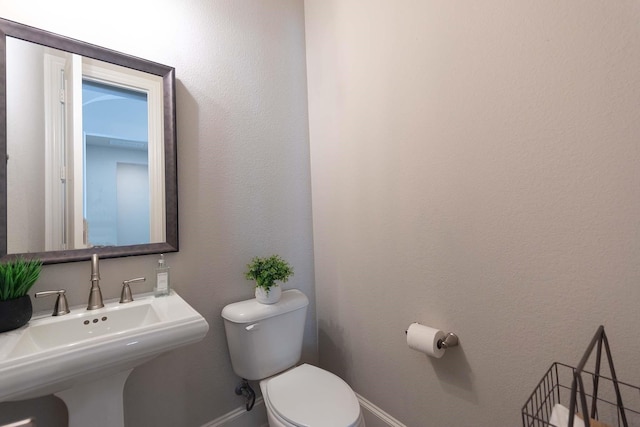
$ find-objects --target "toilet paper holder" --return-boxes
[404,326,459,349]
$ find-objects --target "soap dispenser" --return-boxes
[154,254,171,296]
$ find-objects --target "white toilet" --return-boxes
[221,289,365,427]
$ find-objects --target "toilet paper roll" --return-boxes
[406,323,446,358]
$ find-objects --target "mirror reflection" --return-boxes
[7,38,165,253]
[0,17,178,263]
[84,80,151,247]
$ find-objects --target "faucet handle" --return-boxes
[120,277,146,304]
[35,290,70,316]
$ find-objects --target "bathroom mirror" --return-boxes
[0,18,178,264]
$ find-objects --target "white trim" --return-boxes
[1,418,35,427]
[357,393,407,427]
[71,54,86,249]
[43,53,68,251]
[200,397,268,427]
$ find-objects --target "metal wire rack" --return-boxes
[522,326,640,427]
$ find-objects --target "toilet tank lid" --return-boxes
[221,289,309,324]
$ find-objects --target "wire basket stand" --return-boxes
[522,326,640,427]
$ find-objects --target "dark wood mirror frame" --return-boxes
[0,17,178,264]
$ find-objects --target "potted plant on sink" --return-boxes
[0,257,42,332]
[245,254,293,304]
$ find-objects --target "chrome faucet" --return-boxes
[87,253,104,310]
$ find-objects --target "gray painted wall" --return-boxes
[4,1,640,426]
[0,1,314,426]
[305,1,640,426]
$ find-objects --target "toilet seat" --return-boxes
[263,364,361,427]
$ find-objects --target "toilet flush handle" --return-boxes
[245,323,260,331]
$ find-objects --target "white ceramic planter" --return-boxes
[255,285,282,304]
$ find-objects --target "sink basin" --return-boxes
[0,290,209,426]
[6,303,161,359]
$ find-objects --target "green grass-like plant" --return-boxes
[0,257,42,301]
[245,254,293,293]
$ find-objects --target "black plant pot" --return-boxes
[0,295,33,333]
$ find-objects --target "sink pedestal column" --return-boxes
[55,369,133,427]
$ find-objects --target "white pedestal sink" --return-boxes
[0,290,209,427]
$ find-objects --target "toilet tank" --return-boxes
[221,289,309,380]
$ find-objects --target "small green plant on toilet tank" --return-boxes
[0,257,42,332]
[245,255,293,303]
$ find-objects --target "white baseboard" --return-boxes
[357,394,407,427]
[201,392,404,427]
[201,397,268,427]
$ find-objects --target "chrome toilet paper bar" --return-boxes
[437,332,459,349]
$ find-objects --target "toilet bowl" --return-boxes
[221,289,365,427]
[260,364,365,427]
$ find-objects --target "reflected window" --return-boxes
[82,81,150,246]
